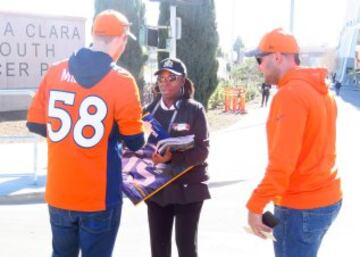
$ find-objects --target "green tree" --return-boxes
[231,58,263,100]
[231,59,263,86]
[158,0,219,109]
[94,0,147,91]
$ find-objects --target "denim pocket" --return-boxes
[302,201,341,243]
[49,206,67,227]
[80,209,114,234]
[274,206,288,243]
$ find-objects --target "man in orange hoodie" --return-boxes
[245,28,342,257]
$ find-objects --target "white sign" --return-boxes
[0,11,85,89]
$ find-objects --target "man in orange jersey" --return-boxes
[27,10,144,257]
[245,28,342,257]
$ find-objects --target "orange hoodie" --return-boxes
[247,67,342,214]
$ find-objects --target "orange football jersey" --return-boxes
[28,60,144,211]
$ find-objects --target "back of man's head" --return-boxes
[91,9,136,60]
[92,9,135,39]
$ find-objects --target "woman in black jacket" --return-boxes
[144,58,210,257]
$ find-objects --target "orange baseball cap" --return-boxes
[93,9,136,40]
[246,28,299,57]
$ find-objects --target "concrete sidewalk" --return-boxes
[0,87,359,257]
[0,140,47,203]
[0,103,269,204]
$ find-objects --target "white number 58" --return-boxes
[47,90,107,148]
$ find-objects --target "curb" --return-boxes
[0,192,44,205]
[208,179,244,188]
[0,179,245,205]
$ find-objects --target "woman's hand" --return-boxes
[152,147,172,165]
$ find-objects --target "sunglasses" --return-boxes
[256,52,273,65]
[157,74,178,83]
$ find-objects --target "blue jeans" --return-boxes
[273,201,342,257]
[48,204,122,257]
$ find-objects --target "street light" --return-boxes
[290,0,295,33]
[148,0,200,57]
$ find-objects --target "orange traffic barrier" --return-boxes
[224,86,247,113]
[231,88,240,112]
[238,87,247,114]
[224,88,231,112]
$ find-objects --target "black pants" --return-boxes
[147,201,203,257]
[261,92,270,107]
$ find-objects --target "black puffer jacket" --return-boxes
[144,98,210,205]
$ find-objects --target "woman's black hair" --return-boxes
[183,77,195,99]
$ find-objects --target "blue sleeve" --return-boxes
[26,122,47,137]
[122,132,145,151]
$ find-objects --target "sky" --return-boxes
[0,0,351,50]
[215,0,348,49]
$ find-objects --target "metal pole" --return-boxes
[290,0,295,33]
[170,5,177,58]
[33,138,38,185]
[230,0,235,85]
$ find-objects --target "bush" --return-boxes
[208,80,226,109]
[244,83,258,101]
[208,58,263,109]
